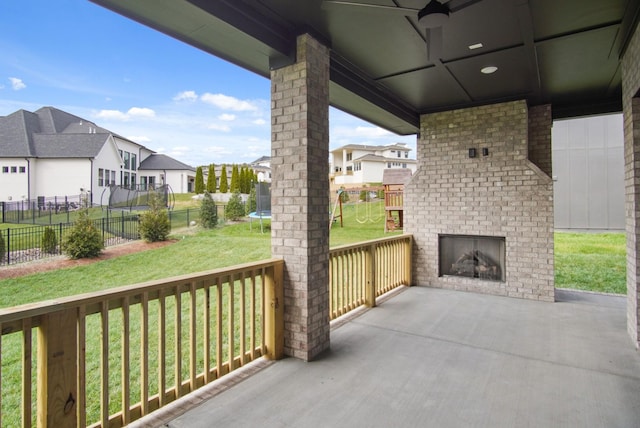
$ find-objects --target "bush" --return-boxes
[195,166,205,194]
[62,210,104,259]
[225,191,245,221]
[200,192,218,228]
[139,191,171,242]
[0,231,5,263]
[359,190,367,201]
[41,226,58,254]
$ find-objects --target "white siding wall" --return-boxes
[0,158,30,201]
[33,159,91,199]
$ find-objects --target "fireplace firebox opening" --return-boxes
[439,235,506,282]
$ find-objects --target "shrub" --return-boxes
[225,191,245,221]
[139,191,171,242]
[41,226,58,254]
[247,186,257,214]
[62,210,104,259]
[220,165,228,193]
[207,164,216,193]
[359,190,368,201]
[0,231,5,263]
[200,192,218,228]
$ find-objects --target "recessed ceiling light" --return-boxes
[469,43,483,50]
[481,66,498,74]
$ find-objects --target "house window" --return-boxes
[403,163,407,168]
[124,152,130,170]
[131,153,137,171]
[346,153,352,161]
[98,169,104,187]
[140,176,148,191]
[111,171,116,186]
[387,162,391,168]
[397,151,401,158]
[354,162,361,171]
[10,166,17,173]
[2,166,8,173]
[405,152,409,158]
[19,166,25,173]
[131,173,137,189]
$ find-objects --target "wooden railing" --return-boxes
[0,259,284,428]
[385,190,404,209]
[329,235,412,320]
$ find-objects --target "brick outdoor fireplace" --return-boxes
[405,100,555,302]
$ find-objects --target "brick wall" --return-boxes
[528,104,553,177]
[404,100,555,301]
[621,22,640,345]
[270,34,330,360]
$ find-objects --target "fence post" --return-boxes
[264,261,284,360]
[121,211,125,239]
[37,308,78,428]
[59,223,63,255]
[404,236,413,286]
[6,228,10,265]
[365,243,377,308]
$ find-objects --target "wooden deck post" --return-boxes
[365,244,377,307]
[37,308,78,428]
[264,262,284,360]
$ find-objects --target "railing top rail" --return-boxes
[330,234,413,253]
[0,258,284,326]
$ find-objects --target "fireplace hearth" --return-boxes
[439,235,505,282]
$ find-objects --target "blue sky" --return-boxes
[0,0,416,167]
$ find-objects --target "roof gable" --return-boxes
[139,154,195,171]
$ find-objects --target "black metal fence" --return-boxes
[0,214,139,266]
[1,195,86,224]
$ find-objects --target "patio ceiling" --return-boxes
[90,0,640,134]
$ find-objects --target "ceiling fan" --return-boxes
[322,0,483,61]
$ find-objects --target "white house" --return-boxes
[0,106,195,204]
[330,143,417,186]
[250,156,272,183]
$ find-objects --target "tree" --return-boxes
[247,186,257,214]
[206,164,216,193]
[62,209,104,259]
[220,165,229,193]
[230,164,239,192]
[138,190,171,242]
[194,166,205,194]
[225,191,245,220]
[200,191,218,228]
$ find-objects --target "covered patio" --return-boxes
[15,0,640,426]
[136,287,640,427]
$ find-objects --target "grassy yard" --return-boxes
[554,232,626,295]
[0,208,628,307]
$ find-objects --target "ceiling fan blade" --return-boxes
[445,0,483,14]
[426,26,443,62]
[321,1,419,16]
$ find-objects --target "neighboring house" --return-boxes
[138,154,196,194]
[552,114,624,230]
[330,143,417,186]
[250,156,271,183]
[0,106,195,204]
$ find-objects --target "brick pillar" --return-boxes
[528,104,552,177]
[270,34,330,361]
[622,22,640,347]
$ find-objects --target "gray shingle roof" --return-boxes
[138,154,194,171]
[0,107,109,158]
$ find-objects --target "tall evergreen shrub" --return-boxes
[220,165,229,193]
[200,192,218,228]
[207,164,216,193]
[62,209,104,259]
[194,166,205,194]
[225,191,245,221]
[139,191,171,242]
[41,226,58,254]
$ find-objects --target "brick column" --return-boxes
[528,104,552,177]
[622,22,640,346]
[270,34,330,361]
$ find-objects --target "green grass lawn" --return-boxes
[554,232,626,294]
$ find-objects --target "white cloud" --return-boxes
[203,146,233,155]
[201,93,257,111]
[9,77,26,90]
[128,135,151,143]
[127,107,155,118]
[173,90,198,102]
[94,107,155,121]
[253,118,266,125]
[208,123,231,132]
[218,113,236,122]
[95,109,129,121]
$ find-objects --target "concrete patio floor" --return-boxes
[135,286,640,427]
